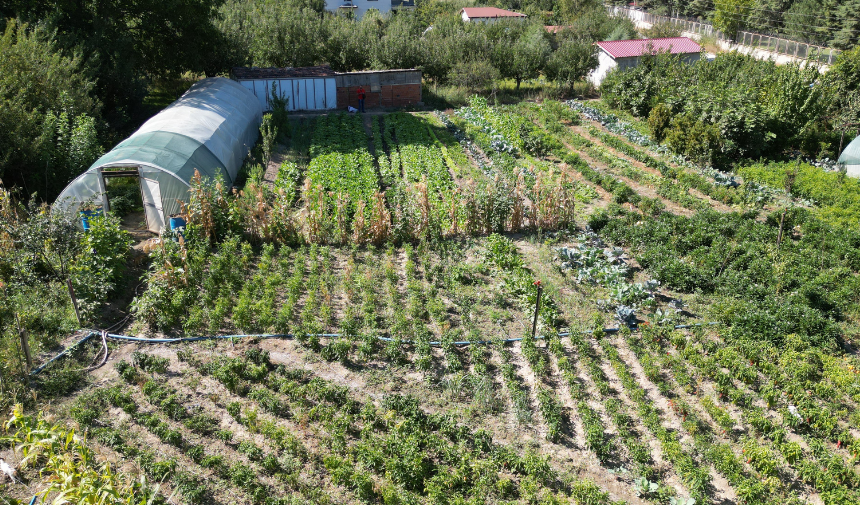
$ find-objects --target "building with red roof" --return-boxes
[460,7,527,23]
[589,37,702,86]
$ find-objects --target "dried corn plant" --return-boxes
[532,170,556,230]
[446,187,461,237]
[301,179,330,244]
[184,170,231,246]
[558,173,576,230]
[368,192,391,245]
[531,169,576,231]
[332,192,350,245]
[510,170,527,233]
[461,179,480,236]
[352,199,369,245]
[234,179,270,244]
[414,179,431,240]
[269,188,299,245]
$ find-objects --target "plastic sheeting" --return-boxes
[135,78,262,180]
[838,135,860,178]
[54,77,262,231]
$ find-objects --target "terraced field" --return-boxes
[3,100,860,505]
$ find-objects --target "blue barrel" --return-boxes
[169,216,186,231]
[80,208,102,231]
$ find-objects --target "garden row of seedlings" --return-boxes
[506,233,718,502]
[540,219,851,503]
[506,100,756,217]
[637,326,860,504]
[534,228,761,503]
[564,101,756,202]
[552,229,860,504]
[71,352,331,505]
[478,233,678,501]
[533,110,726,215]
[493,101,666,217]
[162,344,618,504]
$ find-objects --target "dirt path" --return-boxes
[263,142,288,187]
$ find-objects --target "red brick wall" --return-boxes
[336,83,421,109]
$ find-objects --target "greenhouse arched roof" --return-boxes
[839,135,860,166]
[55,77,262,230]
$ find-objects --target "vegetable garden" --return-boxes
[3,102,860,505]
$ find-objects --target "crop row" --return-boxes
[562,151,667,216]
[584,125,746,207]
[180,346,616,504]
[627,325,860,504]
[665,332,860,497]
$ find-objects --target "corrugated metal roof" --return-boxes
[461,7,526,18]
[232,65,336,80]
[595,37,701,59]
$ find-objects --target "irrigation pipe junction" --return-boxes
[29,322,720,377]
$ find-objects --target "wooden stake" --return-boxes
[67,279,83,327]
[776,209,786,249]
[16,314,32,370]
[531,281,543,339]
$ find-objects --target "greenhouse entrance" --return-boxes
[139,177,164,233]
[102,169,158,236]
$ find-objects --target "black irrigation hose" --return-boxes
[28,322,720,377]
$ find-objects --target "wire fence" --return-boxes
[606,5,840,66]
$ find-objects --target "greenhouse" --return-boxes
[838,135,860,179]
[55,77,263,233]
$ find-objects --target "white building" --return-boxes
[460,7,526,23]
[325,0,413,19]
[589,37,702,87]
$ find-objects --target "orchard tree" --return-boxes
[712,0,753,41]
[324,15,377,71]
[493,24,551,89]
[544,39,598,90]
[372,14,423,70]
[448,60,500,93]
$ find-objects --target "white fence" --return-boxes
[607,6,841,66]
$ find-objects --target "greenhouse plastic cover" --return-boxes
[55,77,262,213]
[839,135,860,165]
[838,135,860,178]
[134,77,262,180]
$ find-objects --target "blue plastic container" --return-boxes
[169,216,186,231]
[80,208,102,231]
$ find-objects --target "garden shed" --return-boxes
[55,77,262,233]
[838,135,860,178]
